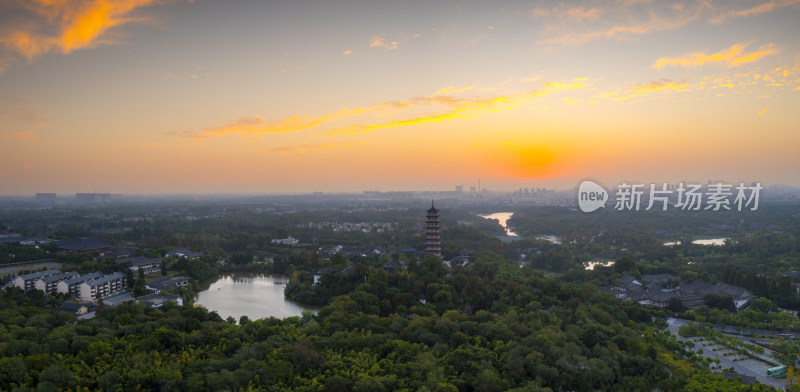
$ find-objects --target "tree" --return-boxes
[614,257,636,273]
[352,376,385,392]
[138,267,145,279]
[290,339,323,374]
[667,296,684,312]
[786,366,800,392]
[275,228,289,239]
[38,365,76,390]
[125,269,135,288]
[324,375,350,392]
[160,260,168,276]
[0,357,26,386]
[750,297,778,313]
[133,279,147,297]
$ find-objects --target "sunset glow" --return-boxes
[1,0,799,194]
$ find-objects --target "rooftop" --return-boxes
[18,269,61,280]
[58,237,112,251]
[62,272,104,286]
[40,271,79,284]
[84,272,126,286]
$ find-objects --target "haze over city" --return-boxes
[1,0,799,195]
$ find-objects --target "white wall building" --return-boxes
[14,269,60,291]
[57,272,104,296]
[34,271,79,293]
[79,272,126,302]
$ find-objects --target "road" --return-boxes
[0,261,62,277]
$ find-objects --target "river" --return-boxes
[194,273,318,321]
[478,212,518,237]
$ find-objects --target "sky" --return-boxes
[0,0,799,195]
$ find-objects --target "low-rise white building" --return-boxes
[117,256,162,274]
[138,293,183,308]
[79,272,126,302]
[14,269,60,291]
[271,236,299,245]
[34,271,79,293]
[146,276,189,293]
[57,272,104,296]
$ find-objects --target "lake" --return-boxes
[664,237,729,246]
[584,260,613,270]
[194,274,318,321]
[479,212,518,236]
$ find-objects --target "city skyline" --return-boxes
[1,0,799,195]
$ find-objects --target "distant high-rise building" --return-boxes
[425,201,441,257]
[76,193,112,203]
[455,185,463,192]
[35,193,56,201]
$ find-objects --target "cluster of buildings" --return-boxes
[76,193,114,203]
[12,268,190,313]
[317,245,385,259]
[600,274,755,310]
[165,248,204,259]
[0,231,54,246]
[117,257,162,274]
[14,269,127,302]
[303,221,396,233]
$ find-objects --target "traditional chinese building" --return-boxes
[425,201,441,257]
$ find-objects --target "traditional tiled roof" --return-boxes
[58,238,112,251]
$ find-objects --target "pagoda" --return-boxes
[425,201,441,257]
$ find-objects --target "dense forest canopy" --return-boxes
[1,195,800,390]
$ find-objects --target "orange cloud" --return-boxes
[0,99,44,125]
[542,80,586,90]
[2,131,40,142]
[184,96,480,141]
[611,78,691,101]
[369,34,398,50]
[710,0,800,24]
[342,50,352,55]
[653,43,778,70]
[539,2,705,46]
[192,110,361,140]
[630,79,690,92]
[332,89,553,135]
[531,6,601,21]
[184,77,582,142]
[23,162,39,172]
[0,0,161,64]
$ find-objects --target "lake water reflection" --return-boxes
[195,274,318,321]
[479,212,518,236]
[663,237,729,246]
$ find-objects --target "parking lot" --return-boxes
[667,318,787,389]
